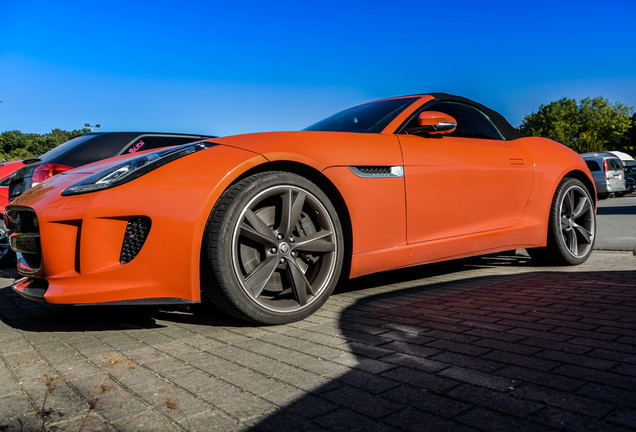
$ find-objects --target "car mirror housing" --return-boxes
[406,111,457,135]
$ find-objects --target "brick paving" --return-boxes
[0,250,634,431]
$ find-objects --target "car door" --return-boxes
[397,102,534,244]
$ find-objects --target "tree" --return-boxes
[519,96,633,154]
[620,113,636,155]
[0,128,88,161]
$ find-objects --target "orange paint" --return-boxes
[8,94,595,307]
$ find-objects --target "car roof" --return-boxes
[580,152,622,159]
[608,150,635,162]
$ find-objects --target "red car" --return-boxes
[0,160,26,265]
[2,133,211,267]
[7,93,597,324]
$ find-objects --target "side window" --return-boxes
[122,136,200,155]
[428,102,504,140]
[403,101,504,140]
[585,160,600,171]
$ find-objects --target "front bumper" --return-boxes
[5,144,267,305]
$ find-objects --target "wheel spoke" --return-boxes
[573,223,593,244]
[566,229,578,254]
[243,255,279,298]
[294,230,335,253]
[572,196,591,219]
[278,189,306,238]
[238,223,277,247]
[564,190,575,216]
[287,259,312,306]
[560,215,569,227]
[244,209,276,239]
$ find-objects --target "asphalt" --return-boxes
[0,249,635,431]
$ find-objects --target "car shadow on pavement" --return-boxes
[251,264,636,431]
[0,286,165,331]
[597,203,636,215]
[0,254,530,333]
[0,283,259,332]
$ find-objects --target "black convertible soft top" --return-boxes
[425,93,523,140]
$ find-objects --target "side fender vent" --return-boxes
[349,166,404,178]
[120,217,151,264]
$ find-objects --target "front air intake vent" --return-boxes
[6,207,42,273]
[120,217,151,264]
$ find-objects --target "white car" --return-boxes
[581,152,626,199]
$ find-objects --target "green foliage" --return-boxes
[519,96,634,154]
[0,128,89,161]
[620,113,636,154]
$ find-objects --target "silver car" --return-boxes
[581,152,626,199]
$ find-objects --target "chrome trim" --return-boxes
[349,166,404,178]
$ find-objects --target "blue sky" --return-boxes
[1,0,635,136]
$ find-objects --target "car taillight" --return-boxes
[603,160,609,180]
[32,163,72,186]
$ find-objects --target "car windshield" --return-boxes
[304,97,418,133]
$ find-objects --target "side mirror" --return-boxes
[406,111,457,135]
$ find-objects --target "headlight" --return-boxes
[62,142,215,196]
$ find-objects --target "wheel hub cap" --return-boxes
[279,242,290,255]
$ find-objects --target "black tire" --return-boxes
[202,172,344,324]
[527,177,595,266]
[0,218,15,267]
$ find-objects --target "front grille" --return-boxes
[120,217,151,264]
[6,207,42,272]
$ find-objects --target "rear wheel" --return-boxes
[202,172,344,324]
[527,177,595,265]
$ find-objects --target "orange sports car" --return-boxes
[6,93,597,324]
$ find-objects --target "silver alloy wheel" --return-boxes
[231,185,338,313]
[0,219,10,261]
[558,184,595,258]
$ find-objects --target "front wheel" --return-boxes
[202,172,344,324]
[527,177,596,265]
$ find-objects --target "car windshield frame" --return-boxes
[304,97,419,133]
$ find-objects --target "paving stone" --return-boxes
[0,251,634,431]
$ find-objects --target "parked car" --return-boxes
[580,152,626,199]
[0,161,25,265]
[7,93,596,324]
[625,165,636,193]
[1,133,212,267]
[9,132,213,201]
[608,150,636,167]
[0,161,24,210]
